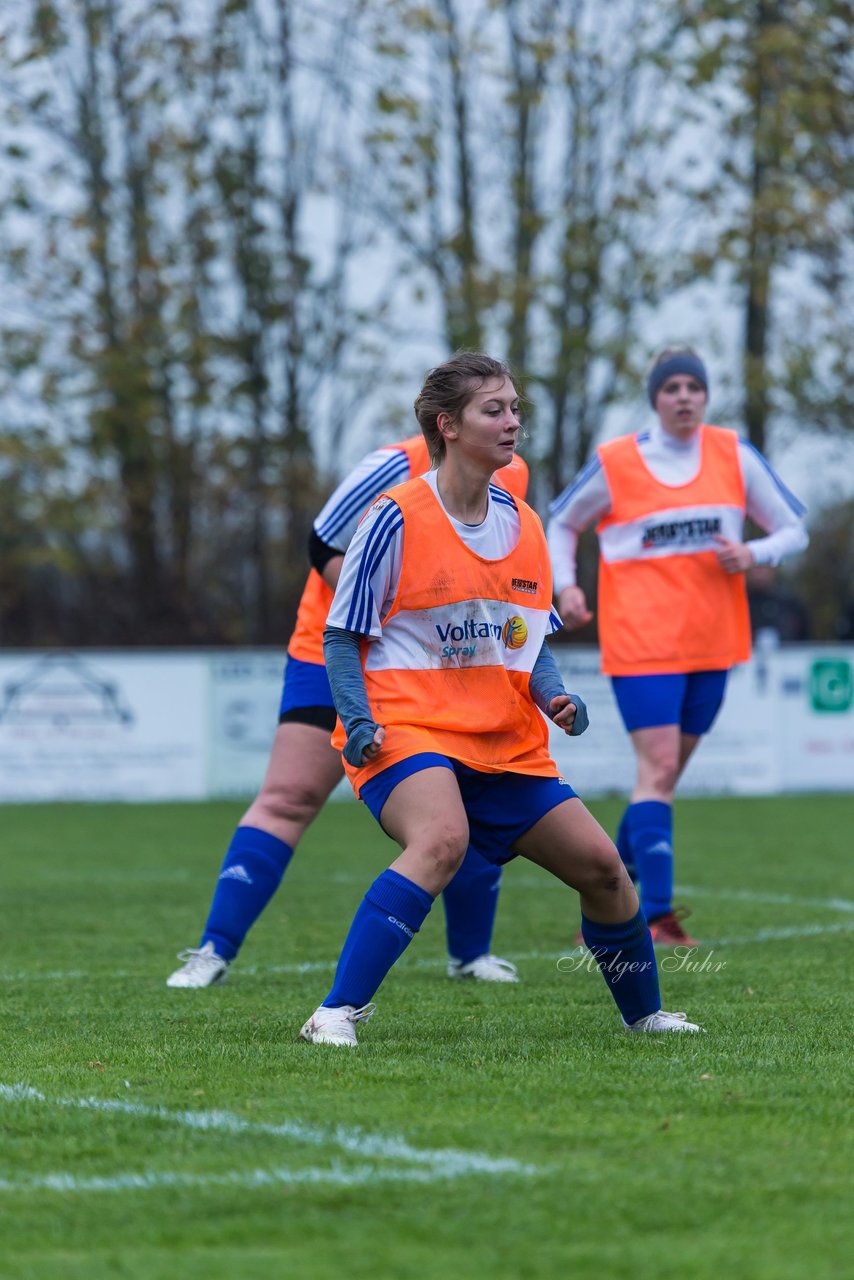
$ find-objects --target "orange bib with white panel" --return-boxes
[333,476,559,795]
[596,425,751,675]
[287,438,529,664]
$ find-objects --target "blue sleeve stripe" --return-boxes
[316,451,410,543]
[350,505,405,633]
[741,441,807,516]
[549,455,602,516]
[345,502,405,633]
[489,485,517,508]
[315,451,410,543]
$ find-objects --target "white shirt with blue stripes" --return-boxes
[313,446,414,552]
[327,470,556,639]
[547,422,808,592]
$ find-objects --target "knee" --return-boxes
[418,824,469,881]
[643,749,680,795]
[257,776,327,828]
[577,843,631,899]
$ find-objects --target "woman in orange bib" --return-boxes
[299,352,702,1046]
[548,348,808,944]
[166,435,528,990]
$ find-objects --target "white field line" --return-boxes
[706,921,854,946]
[0,1163,474,1194]
[4,918,853,987]
[2,889,851,985]
[678,885,854,914]
[0,1083,540,1195]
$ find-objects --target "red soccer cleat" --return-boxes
[647,907,699,947]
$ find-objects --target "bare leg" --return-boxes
[240,721,344,846]
[630,724,701,804]
[379,768,471,893]
[513,797,638,922]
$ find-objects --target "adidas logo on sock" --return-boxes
[387,915,414,939]
[218,864,253,884]
[648,841,673,855]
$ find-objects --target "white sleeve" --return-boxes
[325,497,405,638]
[313,447,412,551]
[739,442,809,566]
[546,457,612,592]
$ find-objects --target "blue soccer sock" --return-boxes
[580,910,661,1025]
[614,807,636,879]
[201,826,293,961]
[442,847,502,964]
[625,800,673,921]
[323,868,434,1009]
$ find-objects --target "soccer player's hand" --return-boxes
[713,536,754,574]
[557,585,593,630]
[549,693,589,737]
[343,721,385,767]
[362,725,386,761]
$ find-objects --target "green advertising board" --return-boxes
[810,658,853,713]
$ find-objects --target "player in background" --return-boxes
[299,351,702,1046]
[548,347,808,945]
[166,433,529,987]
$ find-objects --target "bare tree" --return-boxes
[678,0,854,451]
[0,0,382,644]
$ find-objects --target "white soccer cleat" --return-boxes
[624,1009,704,1033]
[447,954,519,983]
[166,941,229,989]
[299,1003,376,1047]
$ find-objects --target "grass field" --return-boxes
[3,794,853,1280]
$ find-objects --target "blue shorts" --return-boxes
[278,656,336,730]
[359,753,576,866]
[611,670,728,736]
